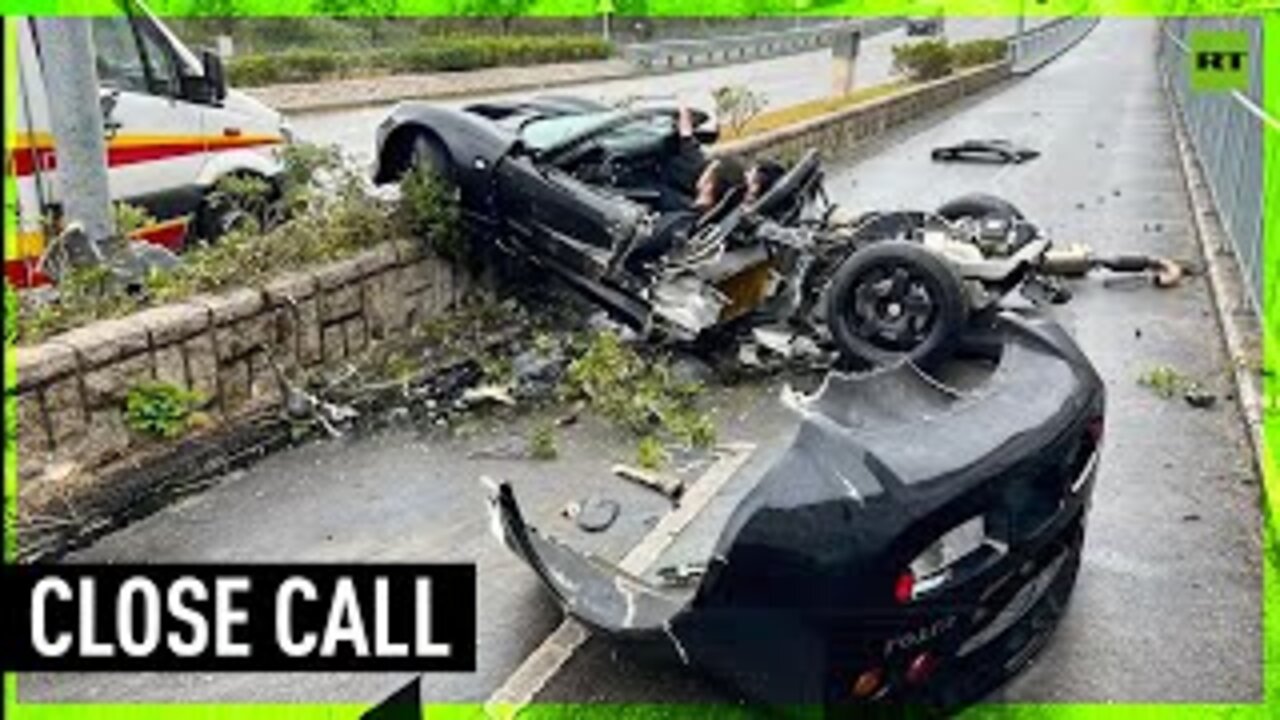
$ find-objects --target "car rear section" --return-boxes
[488,313,1104,711]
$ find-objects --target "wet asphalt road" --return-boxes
[21,17,1261,712]
[288,18,1038,167]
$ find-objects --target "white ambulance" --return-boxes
[8,3,291,287]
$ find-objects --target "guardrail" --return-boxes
[1158,18,1268,317]
[1008,16,1100,74]
[623,18,902,71]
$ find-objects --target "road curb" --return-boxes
[1163,75,1266,479]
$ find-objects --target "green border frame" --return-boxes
[2,4,1277,720]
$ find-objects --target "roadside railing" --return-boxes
[1008,16,1100,74]
[623,18,902,71]
[1159,17,1269,317]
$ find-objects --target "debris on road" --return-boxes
[460,383,517,408]
[612,463,684,501]
[574,496,620,532]
[655,562,707,587]
[1138,365,1187,399]
[1138,365,1216,409]
[930,138,1040,163]
[1183,387,1218,410]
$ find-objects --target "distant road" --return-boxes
[290,18,1040,167]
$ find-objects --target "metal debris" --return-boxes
[612,463,685,500]
[655,562,707,588]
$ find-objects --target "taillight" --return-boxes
[893,571,915,604]
[905,652,939,685]
[900,516,988,603]
[1086,415,1104,446]
[850,667,883,698]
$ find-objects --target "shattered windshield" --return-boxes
[520,112,622,152]
[520,111,676,154]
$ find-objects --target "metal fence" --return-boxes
[1158,18,1269,317]
[1008,17,1100,74]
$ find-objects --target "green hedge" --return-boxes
[951,39,1009,68]
[227,35,613,86]
[891,38,1008,82]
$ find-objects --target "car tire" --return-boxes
[825,240,968,368]
[410,133,455,188]
[935,193,1026,222]
[936,193,1037,251]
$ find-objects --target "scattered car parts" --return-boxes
[931,139,1041,164]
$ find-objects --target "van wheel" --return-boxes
[194,182,268,245]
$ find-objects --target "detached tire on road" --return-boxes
[936,193,1036,251]
[935,193,1025,222]
[826,241,968,368]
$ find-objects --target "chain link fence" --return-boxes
[1158,17,1269,318]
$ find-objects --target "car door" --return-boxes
[86,12,209,237]
[495,152,641,279]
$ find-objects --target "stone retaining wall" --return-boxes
[14,241,471,491]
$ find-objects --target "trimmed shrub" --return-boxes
[892,39,954,81]
[952,39,1008,68]
[229,35,613,86]
[227,48,343,85]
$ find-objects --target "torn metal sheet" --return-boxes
[487,313,1105,707]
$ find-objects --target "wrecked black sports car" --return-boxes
[487,312,1105,708]
[373,98,1067,368]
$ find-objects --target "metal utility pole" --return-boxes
[32,17,117,270]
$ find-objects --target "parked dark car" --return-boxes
[905,15,944,36]
[488,309,1105,708]
[374,97,1066,368]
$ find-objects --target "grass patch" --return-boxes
[528,422,559,460]
[718,80,910,141]
[124,382,208,440]
[560,331,716,453]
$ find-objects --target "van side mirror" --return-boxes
[201,49,227,102]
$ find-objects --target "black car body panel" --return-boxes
[488,312,1104,706]
[931,139,1042,164]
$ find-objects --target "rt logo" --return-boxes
[1189,31,1250,92]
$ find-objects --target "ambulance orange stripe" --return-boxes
[8,133,283,176]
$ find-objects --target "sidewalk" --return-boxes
[245,58,635,114]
